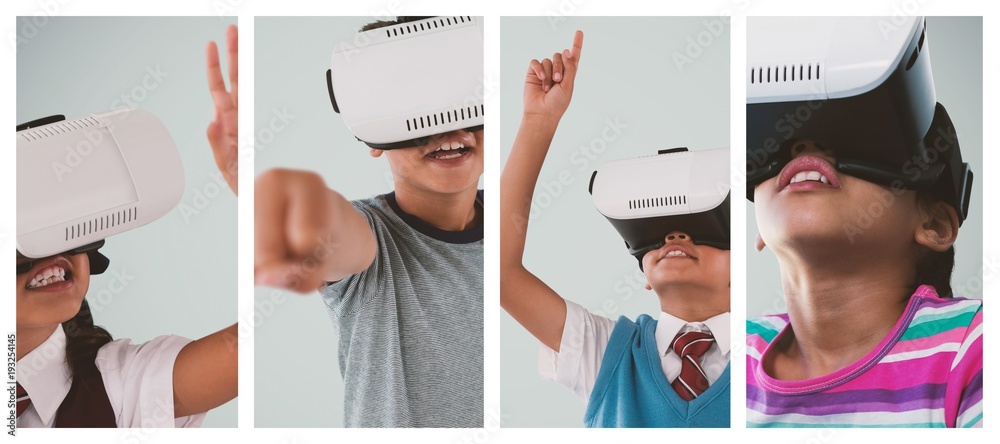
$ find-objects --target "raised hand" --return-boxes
[500,30,586,353]
[206,25,239,195]
[523,30,584,123]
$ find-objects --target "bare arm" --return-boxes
[500,31,584,352]
[172,26,241,418]
[254,169,377,292]
[173,324,237,417]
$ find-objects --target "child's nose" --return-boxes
[665,231,690,242]
[789,139,836,161]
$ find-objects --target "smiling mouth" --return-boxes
[656,246,697,263]
[426,141,471,160]
[26,264,72,289]
[777,155,842,191]
[788,170,831,185]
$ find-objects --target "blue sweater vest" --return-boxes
[584,314,731,427]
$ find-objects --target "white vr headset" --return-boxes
[16,109,184,275]
[590,147,730,270]
[326,16,485,150]
[746,16,972,224]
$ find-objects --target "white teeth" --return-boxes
[27,265,68,289]
[664,250,688,258]
[27,275,66,289]
[789,170,830,184]
[431,141,468,159]
[435,141,467,152]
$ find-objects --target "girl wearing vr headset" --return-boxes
[748,143,982,428]
[501,31,731,427]
[14,25,239,428]
[746,17,982,428]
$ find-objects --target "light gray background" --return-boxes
[252,16,360,429]
[746,16,985,317]
[253,16,484,428]
[499,17,730,427]
[16,16,238,427]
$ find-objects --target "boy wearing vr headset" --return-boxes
[745,17,982,428]
[255,17,484,427]
[501,31,731,427]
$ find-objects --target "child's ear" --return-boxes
[644,283,652,291]
[369,148,384,158]
[755,232,767,252]
[914,201,960,252]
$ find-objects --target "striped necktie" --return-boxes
[16,382,31,418]
[670,330,715,401]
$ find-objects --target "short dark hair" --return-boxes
[360,16,434,32]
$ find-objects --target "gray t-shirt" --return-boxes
[320,192,484,427]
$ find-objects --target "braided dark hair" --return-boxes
[61,299,114,379]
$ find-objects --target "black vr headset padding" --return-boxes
[746,102,972,224]
[16,115,111,276]
[747,18,936,193]
[609,194,731,271]
[88,250,111,275]
[16,241,111,276]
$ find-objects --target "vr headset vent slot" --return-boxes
[406,104,484,132]
[750,63,821,84]
[385,16,473,39]
[906,24,927,71]
[627,195,687,210]
[65,206,139,241]
[19,116,102,142]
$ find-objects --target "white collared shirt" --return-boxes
[16,326,206,428]
[539,300,731,402]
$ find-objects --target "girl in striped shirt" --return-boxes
[746,138,982,427]
[745,16,981,428]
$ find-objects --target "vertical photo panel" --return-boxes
[253,16,485,428]
[499,16,731,428]
[745,16,983,428]
[15,16,239,428]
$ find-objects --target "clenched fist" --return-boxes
[254,169,376,293]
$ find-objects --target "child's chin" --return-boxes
[764,214,850,242]
[774,224,856,248]
[648,265,694,283]
[19,294,87,325]
[421,177,480,194]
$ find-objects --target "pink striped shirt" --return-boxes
[747,285,983,427]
